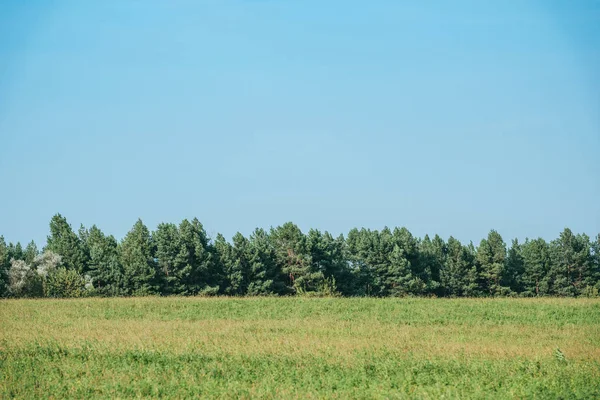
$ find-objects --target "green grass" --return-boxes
[1,297,599,399]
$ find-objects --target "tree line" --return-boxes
[1,214,599,298]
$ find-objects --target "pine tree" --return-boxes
[386,243,414,296]
[521,238,552,296]
[417,234,446,295]
[247,228,287,295]
[8,242,24,261]
[588,234,600,296]
[306,229,351,295]
[154,220,219,295]
[154,222,185,294]
[120,219,158,295]
[549,229,593,296]
[214,233,241,295]
[87,225,124,295]
[0,236,8,297]
[23,241,39,264]
[45,214,89,273]
[441,237,479,297]
[504,239,524,292]
[346,228,378,296]
[230,232,251,294]
[477,230,509,296]
[178,218,219,295]
[270,223,320,293]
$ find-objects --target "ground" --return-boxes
[1,297,599,398]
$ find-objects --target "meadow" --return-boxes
[1,297,599,399]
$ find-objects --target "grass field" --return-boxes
[1,297,599,399]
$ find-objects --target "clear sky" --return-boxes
[0,0,599,247]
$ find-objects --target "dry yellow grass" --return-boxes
[1,297,599,398]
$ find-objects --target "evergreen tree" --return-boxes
[23,241,39,264]
[78,224,91,266]
[588,234,600,295]
[46,214,89,273]
[418,234,445,295]
[346,227,412,297]
[178,218,219,295]
[248,228,287,295]
[441,237,479,297]
[346,228,378,296]
[521,238,552,296]
[3,212,600,298]
[8,242,24,261]
[390,227,425,295]
[386,243,415,296]
[154,222,185,294]
[230,232,251,294]
[270,223,321,293]
[120,219,158,295]
[306,229,351,295]
[87,225,125,295]
[549,229,593,296]
[0,236,8,297]
[504,239,524,292]
[214,233,242,295]
[154,220,219,295]
[477,230,509,296]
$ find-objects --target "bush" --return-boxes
[198,285,220,296]
[45,267,86,298]
[582,285,599,298]
[297,277,341,297]
[8,259,43,297]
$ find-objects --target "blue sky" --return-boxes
[0,0,599,246]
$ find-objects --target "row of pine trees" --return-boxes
[1,214,599,298]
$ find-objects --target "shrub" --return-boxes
[582,285,599,298]
[45,267,86,298]
[8,259,43,297]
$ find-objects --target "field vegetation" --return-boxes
[1,297,599,398]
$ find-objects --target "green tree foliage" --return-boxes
[504,239,524,292]
[7,242,24,262]
[477,230,510,296]
[154,220,218,295]
[2,214,600,298]
[214,233,240,295]
[8,259,41,297]
[215,229,287,296]
[154,222,186,295]
[418,235,445,295]
[86,225,125,295]
[521,238,552,296]
[346,228,397,296]
[270,223,321,294]
[120,219,158,295]
[178,218,219,295]
[585,235,600,296]
[0,236,8,297]
[306,229,350,295]
[346,228,376,296]
[23,241,39,264]
[247,228,287,295]
[549,229,593,296]
[392,227,427,295]
[441,237,479,297]
[45,267,86,298]
[6,251,62,297]
[346,227,422,297]
[45,214,89,273]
